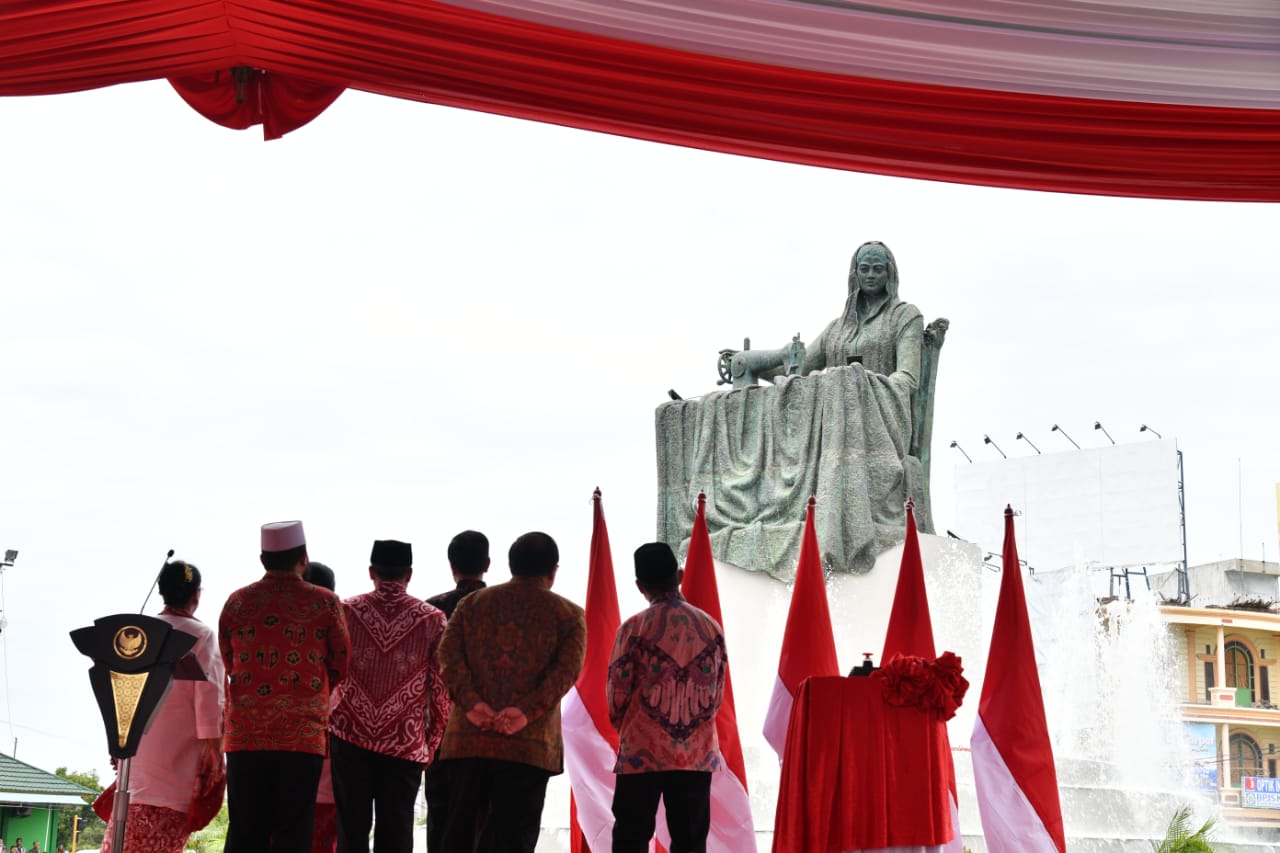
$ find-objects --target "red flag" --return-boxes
[881,500,964,853]
[972,506,1066,853]
[564,488,622,853]
[763,495,839,759]
[882,499,936,661]
[680,491,758,851]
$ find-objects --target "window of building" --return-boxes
[1226,640,1256,703]
[1230,732,1264,786]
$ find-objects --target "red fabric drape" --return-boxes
[772,676,952,853]
[169,71,342,139]
[2,0,1277,199]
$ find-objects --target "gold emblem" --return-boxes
[113,626,147,660]
[109,671,149,748]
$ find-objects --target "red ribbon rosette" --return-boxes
[878,651,969,721]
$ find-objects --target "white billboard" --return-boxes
[954,439,1183,572]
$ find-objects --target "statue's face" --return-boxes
[855,248,890,297]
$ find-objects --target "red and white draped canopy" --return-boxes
[3,0,1277,200]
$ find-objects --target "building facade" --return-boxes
[1158,559,1280,828]
[0,754,96,850]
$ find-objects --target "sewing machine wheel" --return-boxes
[716,350,736,386]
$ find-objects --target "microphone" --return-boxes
[140,549,175,613]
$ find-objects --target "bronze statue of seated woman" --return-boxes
[656,241,948,579]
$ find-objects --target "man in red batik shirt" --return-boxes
[607,542,726,853]
[220,520,350,853]
[328,539,450,853]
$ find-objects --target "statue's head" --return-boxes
[848,241,898,301]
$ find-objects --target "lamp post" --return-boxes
[949,440,972,463]
[1051,424,1081,450]
[1094,421,1116,445]
[983,435,1007,459]
[1139,425,1188,602]
[1016,432,1042,454]
[0,551,14,636]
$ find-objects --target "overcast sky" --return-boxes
[2,81,1279,782]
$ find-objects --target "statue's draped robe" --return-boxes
[656,295,925,579]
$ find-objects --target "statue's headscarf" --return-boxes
[842,241,900,321]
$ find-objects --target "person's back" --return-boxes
[436,531,586,853]
[423,530,490,853]
[607,542,727,853]
[329,540,448,853]
[438,575,584,769]
[610,594,725,774]
[113,558,226,853]
[219,520,350,853]
[329,566,447,759]
[221,574,345,751]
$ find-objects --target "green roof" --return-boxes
[0,754,96,800]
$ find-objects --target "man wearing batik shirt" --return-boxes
[220,520,350,853]
[423,530,489,853]
[329,539,450,853]
[607,542,727,853]
[437,531,586,853]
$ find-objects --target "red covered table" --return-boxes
[772,674,954,853]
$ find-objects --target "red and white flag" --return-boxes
[762,495,839,760]
[563,488,622,853]
[681,491,758,853]
[971,506,1066,853]
[882,500,964,853]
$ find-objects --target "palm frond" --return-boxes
[1151,804,1217,853]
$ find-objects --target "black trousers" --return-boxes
[225,750,324,853]
[422,758,447,853]
[611,771,713,853]
[438,758,551,853]
[330,735,423,853]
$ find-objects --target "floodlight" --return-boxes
[1050,424,1081,450]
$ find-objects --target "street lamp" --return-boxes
[949,440,973,463]
[1140,424,1163,439]
[983,434,1007,459]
